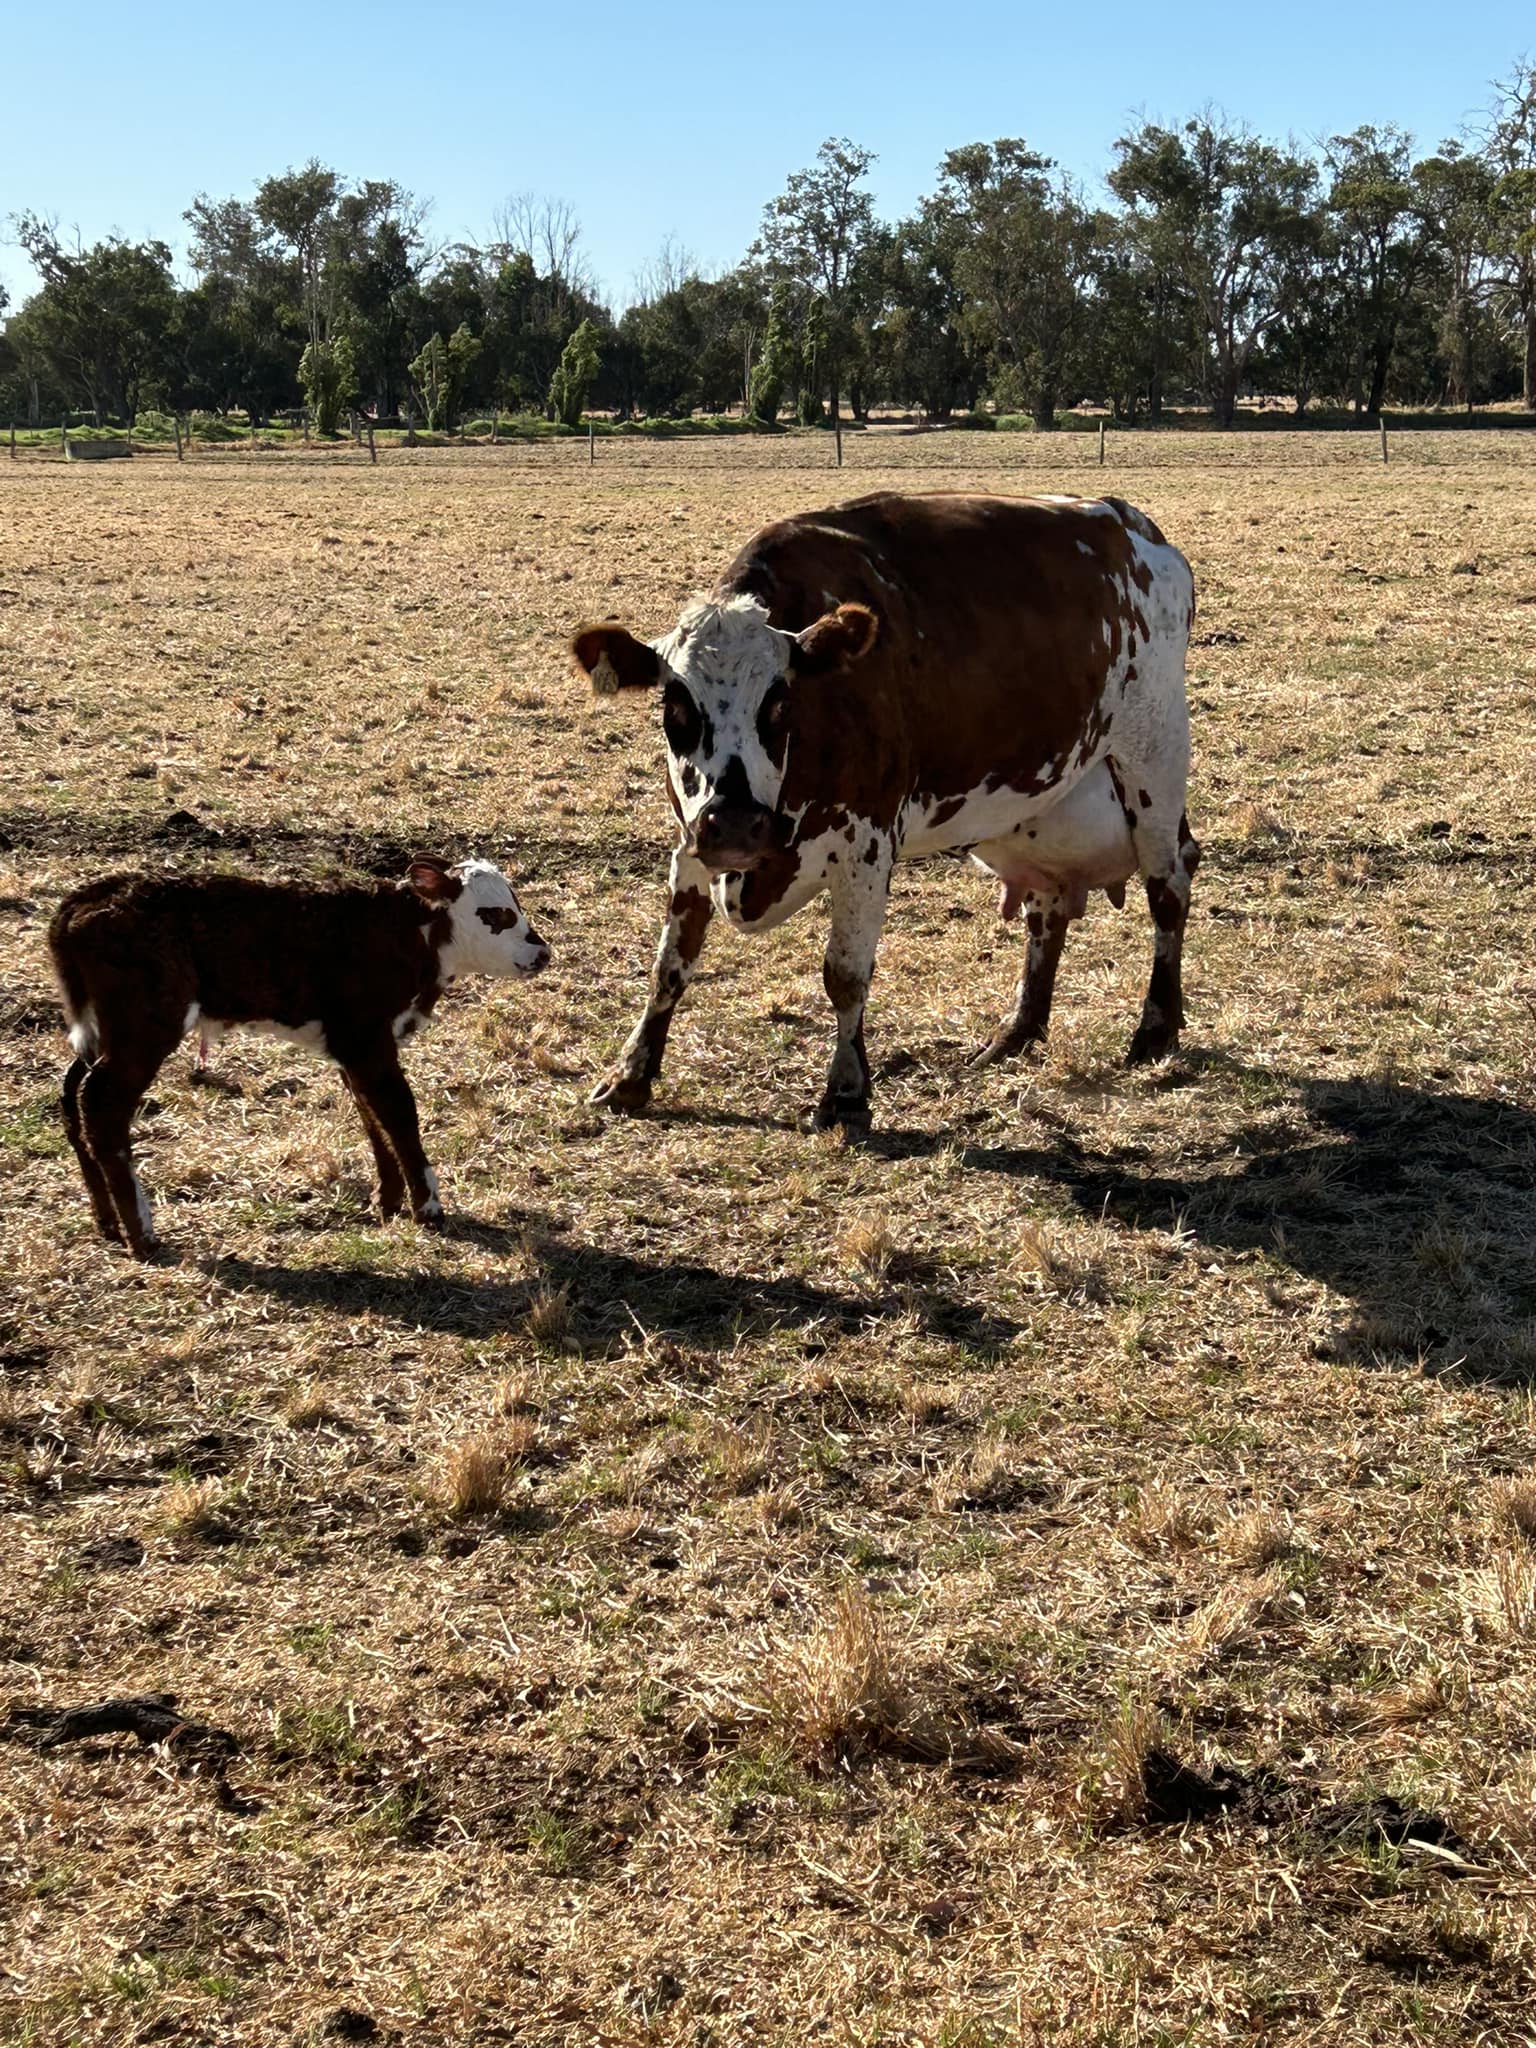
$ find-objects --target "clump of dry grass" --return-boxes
[281,1379,342,1429]
[765,1587,914,1764]
[147,1476,232,1542]
[1086,1692,1175,1825]
[1218,1506,1294,1569]
[836,1210,895,1282]
[1171,1563,1295,1672]
[523,1285,573,1351]
[1122,1482,1212,1556]
[431,1418,539,1517]
[1469,1547,1536,1639]
[932,1431,1017,1512]
[1487,1476,1536,1540]
[699,1417,770,1496]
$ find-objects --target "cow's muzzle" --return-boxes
[690,802,776,874]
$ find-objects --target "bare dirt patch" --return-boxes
[3,439,1536,2045]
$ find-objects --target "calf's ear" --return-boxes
[405,855,457,901]
[791,603,879,677]
[571,622,662,694]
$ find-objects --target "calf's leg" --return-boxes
[61,1057,123,1243]
[342,1048,442,1225]
[78,1052,168,1259]
[813,848,892,1130]
[592,843,714,1113]
[341,1071,407,1218]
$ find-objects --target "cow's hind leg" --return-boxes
[811,848,892,1130]
[592,844,715,1114]
[971,886,1075,1067]
[61,1057,123,1243]
[1127,807,1201,1065]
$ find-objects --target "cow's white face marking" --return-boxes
[653,596,801,833]
[438,859,550,979]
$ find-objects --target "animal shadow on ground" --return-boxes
[876,1065,1536,1384]
[206,1238,1020,1355]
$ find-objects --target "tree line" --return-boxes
[3,67,1534,434]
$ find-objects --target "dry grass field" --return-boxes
[2,435,1536,2048]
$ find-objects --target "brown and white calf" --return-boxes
[573,490,1199,1128]
[49,857,549,1258]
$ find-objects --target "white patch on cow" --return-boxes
[437,858,549,980]
[419,1166,443,1219]
[1077,540,1097,556]
[182,1002,201,1037]
[712,819,850,933]
[67,1003,99,1059]
[970,761,1136,911]
[393,1005,428,1042]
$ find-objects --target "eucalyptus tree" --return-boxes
[1110,117,1319,426]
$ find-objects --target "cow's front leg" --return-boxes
[811,848,893,1131]
[592,843,715,1113]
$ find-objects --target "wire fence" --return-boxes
[7,421,1536,475]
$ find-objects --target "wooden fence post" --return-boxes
[1099,419,1106,466]
[367,418,376,464]
[589,422,595,466]
[8,420,14,460]
[61,413,69,458]
[835,423,843,468]
[1379,419,1389,465]
[172,415,183,462]
[250,411,258,453]
[490,412,499,444]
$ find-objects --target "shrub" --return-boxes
[949,410,997,431]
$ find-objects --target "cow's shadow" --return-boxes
[206,1235,1019,1356]
[875,1064,1536,1384]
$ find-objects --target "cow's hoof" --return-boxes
[1126,1027,1179,1067]
[591,1071,653,1114]
[968,1029,1044,1070]
[412,1207,446,1231]
[807,1095,872,1133]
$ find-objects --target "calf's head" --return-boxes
[572,595,878,875]
[407,856,550,978]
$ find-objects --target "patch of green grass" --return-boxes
[1,1095,66,1160]
[525,1807,594,1875]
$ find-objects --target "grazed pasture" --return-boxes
[2,437,1536,2048]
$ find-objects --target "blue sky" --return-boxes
[2,0,1530,312]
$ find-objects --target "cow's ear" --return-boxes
[791,603,879,677]
[406,855,459,901]
[571,622,662,694]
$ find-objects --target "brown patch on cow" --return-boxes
[711,493,1170,839]
[1145,877,1184,934]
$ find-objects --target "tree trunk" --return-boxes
[1147,368,1163,422]
[1366,342,1391,420]
[1212,362,1238,430]
[1032,383,1057,431]
[1525,300,1536,410]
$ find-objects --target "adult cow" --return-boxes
[572,490,1198,1129]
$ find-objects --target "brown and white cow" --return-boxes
[572,490,1198,1128]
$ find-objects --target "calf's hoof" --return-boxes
[591,1070,653,1114]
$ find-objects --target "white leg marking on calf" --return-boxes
[420,1166,443,1219]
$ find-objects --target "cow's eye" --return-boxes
[663,684,702,756]
[756,677,790,759]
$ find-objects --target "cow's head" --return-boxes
[571,595,878,874]
[407,855,551,978]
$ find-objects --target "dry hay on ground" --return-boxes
[2,437,1536,2046]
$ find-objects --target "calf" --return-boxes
[49,856,549,1258]
[572,490,1198,1128]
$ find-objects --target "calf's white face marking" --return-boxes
[437,859,550,979]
